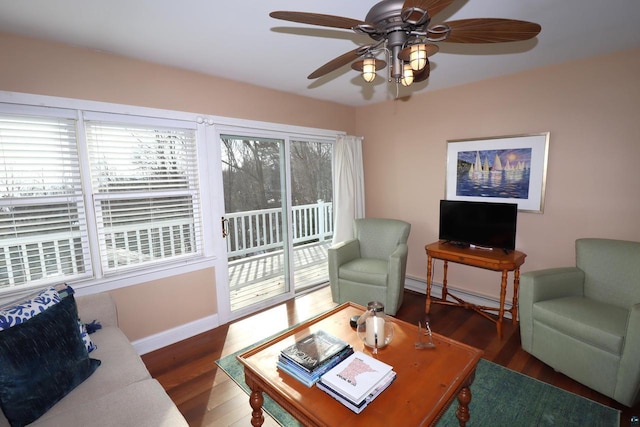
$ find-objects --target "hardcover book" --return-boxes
[319,351,393,404]
[280,330,350,372]
[317,370,396,413]
[277,346,354,387]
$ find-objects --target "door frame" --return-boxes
[211,122,339,324]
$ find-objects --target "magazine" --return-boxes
[280,330,350,372]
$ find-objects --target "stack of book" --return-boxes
[317,351,396,414]
[277,330,354,387]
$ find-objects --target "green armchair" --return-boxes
[328,218,411,316]
[519,238,640,406]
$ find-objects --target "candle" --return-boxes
[365,315,385,348]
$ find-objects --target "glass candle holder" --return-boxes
[356,301,394,354]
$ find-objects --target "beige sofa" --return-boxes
[0,292,188,427]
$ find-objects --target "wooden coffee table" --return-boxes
[237,302,483,426]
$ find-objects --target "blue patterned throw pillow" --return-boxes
[0,294,101,427]
[0,287,61,330]
[79,321,98,353]
[0,285,97,353]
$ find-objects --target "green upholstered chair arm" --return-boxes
[328,239,360,303]
[328,239,360,265]
[522,267,585,302]
[615,303,640,406]
[388,244,408,276]
[519,267,585,351]
[386,243,409,315]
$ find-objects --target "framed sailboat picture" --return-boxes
[445,132,550,213]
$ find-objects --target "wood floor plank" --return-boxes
[142,285,638,427]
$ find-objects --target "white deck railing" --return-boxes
[1,201,333,287]
[225,201,333,259]
[103,220,196,267]
[1,232,85,287]
[1,220,197,288]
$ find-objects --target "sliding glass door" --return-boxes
[214,129,334,318]
[220,135,291,312]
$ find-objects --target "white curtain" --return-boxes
[332,134,365,245]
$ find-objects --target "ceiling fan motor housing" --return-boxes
[364,0,431,79]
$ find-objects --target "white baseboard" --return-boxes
[132,314,220,355]
[405,276,513,320]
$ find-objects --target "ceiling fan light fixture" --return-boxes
[401,63,414,86]
[362,57,377,82]
[409,43,427,71]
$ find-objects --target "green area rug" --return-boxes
[217,345,620,427]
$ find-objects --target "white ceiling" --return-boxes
[1,0,639,107]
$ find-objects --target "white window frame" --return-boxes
[82,112,203,277]
[0,105,93,289]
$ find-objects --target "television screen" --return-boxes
[438,200,518,251]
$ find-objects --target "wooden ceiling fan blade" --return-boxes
[308,48,364,79]
[403,0,455,19]
[441,18,541,43]
[269,11,366,30]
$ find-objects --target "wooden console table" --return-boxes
[425,240,526,339]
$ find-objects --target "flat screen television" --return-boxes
[438,200,518,251]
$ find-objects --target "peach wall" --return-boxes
[356,48,640,301]
[0,32,356,133]
[109,269,216,342]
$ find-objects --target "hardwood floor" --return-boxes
[141,285,639,426]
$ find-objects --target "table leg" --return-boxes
[455,370,475,427]
[497,270,508,340]
[512,267,521,324]
[247,381,264,427]
[442,260,449,301]
[426,254,433,314]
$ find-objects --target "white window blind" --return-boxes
[85,120,202,273]
[0,113,91,289]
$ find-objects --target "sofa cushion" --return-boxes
[33,326,152,423]
[28,380,188,427]
[0,295,100,427]
[339,258,388,287]
[533,296,628,354]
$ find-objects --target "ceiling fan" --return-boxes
[270,0,541,88]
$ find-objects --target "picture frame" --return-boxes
[445,132,550,213]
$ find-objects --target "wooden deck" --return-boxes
[228,241,330,311]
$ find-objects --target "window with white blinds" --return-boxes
[85,121,202,273]
[0,113,91,289]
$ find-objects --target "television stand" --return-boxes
[424,240,527,339]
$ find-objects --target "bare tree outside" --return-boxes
[221,137,332,213]
[221,136,333,259]
[290,140,333,206]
